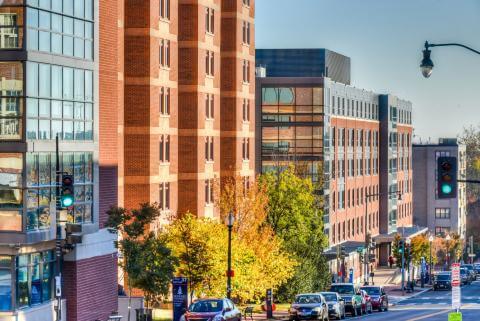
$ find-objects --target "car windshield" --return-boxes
[330,285,354,294]
[436,274,450,281]
[189,300,223,312]
[321,294,337,301]
[295,295,321,304]
[462,265,473,271]
[361,287,380,295]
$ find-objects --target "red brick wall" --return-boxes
[64,254,118,321]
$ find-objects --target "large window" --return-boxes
[26,152,93,230]
[0,256,12,311]
[16,251,54,309]
[0,5,24,49]
[0,62,22,140]
[26,62,93,141]
[0,153,22,232]
[435,208,451,219]
[26,0,94,60]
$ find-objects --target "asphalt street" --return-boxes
[348,280,480,321]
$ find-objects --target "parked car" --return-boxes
[460,267,471,285]
[288,293,328,321]
[360,286,388,312]
[183,299,241,321]
[359,290,373,314]
[433,272,452,291]
[461,264,476,282]
[474,263,480,278]
[329,283,363,317]
[320,292,345,320]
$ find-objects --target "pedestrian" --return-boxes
[389,255,394,268]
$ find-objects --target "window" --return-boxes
[435,208,451,219]
[205,50,214,76]
[159,182,170,210]
[0,9,23,49]
[160,87,170,115]
[205,94,214,119]
[243,60,250,83]
[242,0,250,6]
[16,251,54,309]
[26,63,93,141]
[159,135,170,162]
[242,21,251,45]
[160,39,170,67]
[205,7,214,34]
[205,179,214,204]
[242,99,250,122]
[160,0,170,20]
[205,137,214,161]
[435,226,450,237]
[242,138,250,160]
[0,62,22,139]
[0,256,12,311]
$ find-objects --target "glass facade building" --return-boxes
[0,0,97,313]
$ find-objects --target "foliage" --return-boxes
[259,165,330,301]
[409,235,432,265]
[459,125,480,202]
[106,204,178,307]
[166,212,295,303]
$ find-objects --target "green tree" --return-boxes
[459,125,480,201]
[260,166,329,301]
[106,204,177,307]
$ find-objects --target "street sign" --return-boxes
[451,263,461,310]
[172,277,188,321]
[448,312,462,321]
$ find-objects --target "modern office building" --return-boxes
[256,48,351,85]
[413,138,467,238]
[255,49,414,267]
[0,1,122,321]
[123,0,255,221]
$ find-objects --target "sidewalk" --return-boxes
[249,311,289,321]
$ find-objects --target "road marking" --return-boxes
[406,309,450,321]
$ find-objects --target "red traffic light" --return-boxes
[441,161,452,171]
[62,175,73,186]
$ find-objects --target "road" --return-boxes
[351,280,480,321]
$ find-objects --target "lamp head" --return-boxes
[227,212,235,227]
[420,43,434,78]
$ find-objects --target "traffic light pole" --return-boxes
[401,241,405,296]
[55,134,62,321]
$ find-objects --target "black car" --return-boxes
[474,263,480,278]
[461,264,475,282]
[433,272,452,291]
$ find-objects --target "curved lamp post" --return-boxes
[226,212,235,299]
[420,41,480,78]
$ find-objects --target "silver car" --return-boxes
[288,293,329,321]
[321,292,345,320]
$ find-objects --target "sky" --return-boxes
[255,0,480,143]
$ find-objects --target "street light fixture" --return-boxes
[420,41,480,78]
[226,212,235,299]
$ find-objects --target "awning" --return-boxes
[373,225,428,244]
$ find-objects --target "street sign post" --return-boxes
[451,263,461,311]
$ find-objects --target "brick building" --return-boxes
[255,49,414,277]
[0,1,122,321]
[123,0,255,221]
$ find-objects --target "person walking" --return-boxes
[389,255,394,268]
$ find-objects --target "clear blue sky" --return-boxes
[255,0,480,142]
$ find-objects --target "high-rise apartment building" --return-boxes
[0,1,122,321]
[123,0,255,220]
[413,138,467,238]
[255,49,413,267]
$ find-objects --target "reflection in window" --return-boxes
[0,6,23,49]
[0,153,22,232]
[0,256,12,311]
[0,62,22,139]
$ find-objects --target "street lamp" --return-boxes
[226,212,234,299]
[420,41,480,78]
[429,235,434,285]
[445,234,451,270]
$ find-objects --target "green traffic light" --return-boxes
[61,195,74,207]
[441,184,453,195]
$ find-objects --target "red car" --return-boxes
[183,298,242,321]
[360,286,388,312]
[359,290,373,314]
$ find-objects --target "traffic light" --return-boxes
[437,156,457,199]
[65,223,82,245]
[359,254,364,264]
[61,174,75,208]
[398,240,404,254]
[340,245,347,258]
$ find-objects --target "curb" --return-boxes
[390,287,432,306]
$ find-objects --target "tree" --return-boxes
[459,125,480,202]
[260,166,330,301]
[167,212,295,303]
[106,204,177,308]
[410,235,430,265]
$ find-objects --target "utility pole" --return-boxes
[54,134,62,321]
[400,240,405,296]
